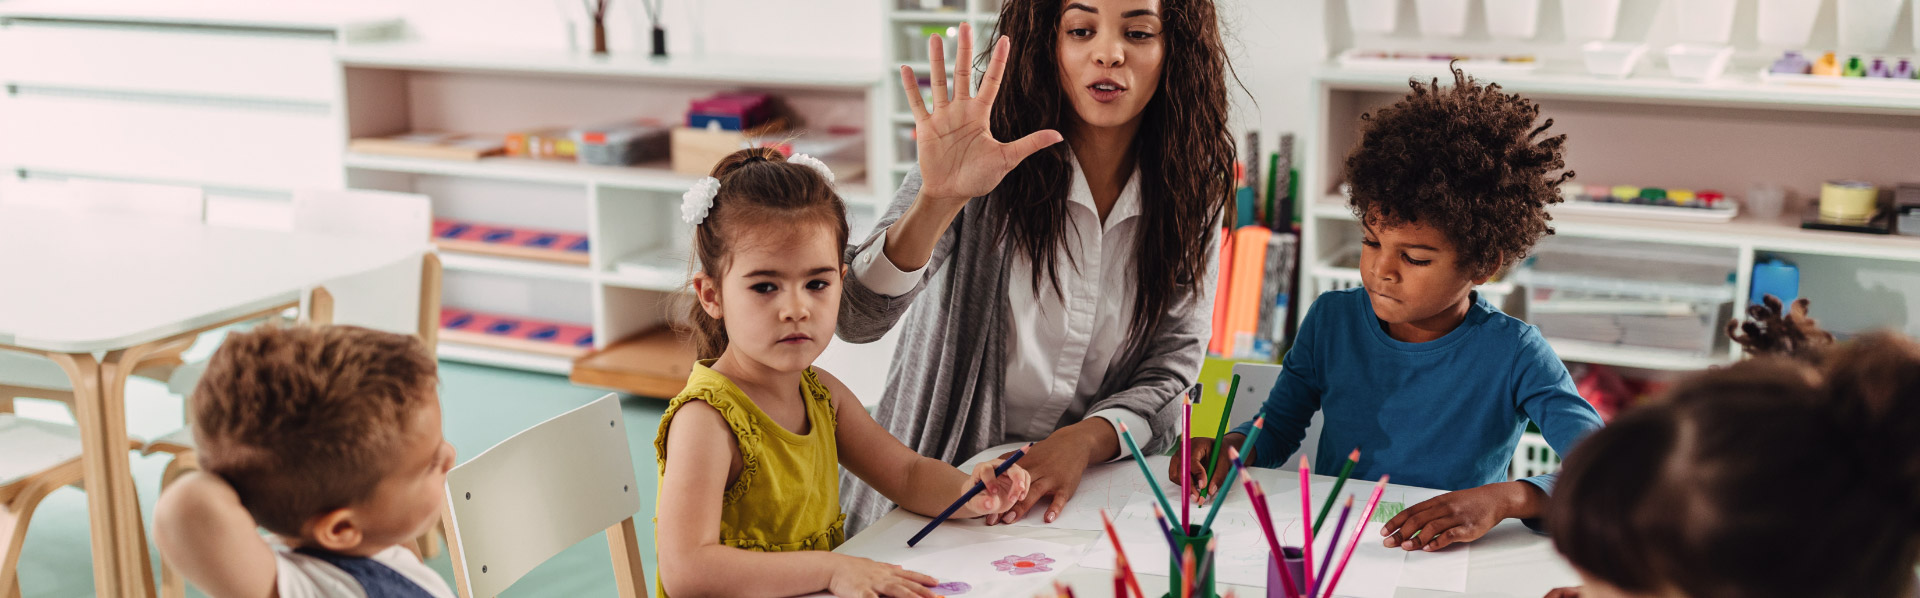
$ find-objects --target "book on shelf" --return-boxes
[1210,224,1298,362]
[433,219,590,265]
[349,132,505,161]
[439,308,594,358]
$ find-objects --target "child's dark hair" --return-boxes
[191,325,438,537]
[1549,333,1920,598]
[685,147,848,360]
[1344,67,1572,278]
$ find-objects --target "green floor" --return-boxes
[12,344,668,597]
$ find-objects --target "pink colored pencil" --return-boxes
[1299,457,1315,598]
[1181,399,1192,529]
[1320,475,1390,598]
[1239,464,1299,598]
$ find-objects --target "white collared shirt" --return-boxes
[853,155,1152,453]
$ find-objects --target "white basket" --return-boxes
[1511,432,1561,480]
[1311,246,1517,309]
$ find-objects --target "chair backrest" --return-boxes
[291,189,438,343]
[444,393,645,598]
[1,178,204,222]
[1229,362,1323,470]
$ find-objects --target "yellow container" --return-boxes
[1819,180,1878,223]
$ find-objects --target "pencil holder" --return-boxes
[1164,525,1217,598]
[1266,547,1305,598]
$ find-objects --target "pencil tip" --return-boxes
[1254,417,1265,428]
[1345,495,1355,506]
[1349,448,1361,461]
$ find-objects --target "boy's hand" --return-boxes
[1380,481,1546,551]
[1166,434,1242,505]
[827,554,939,598]
[961,460,1031,517]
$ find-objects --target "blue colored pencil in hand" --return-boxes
[906,443,1032,547]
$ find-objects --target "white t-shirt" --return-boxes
[271,539,456,598]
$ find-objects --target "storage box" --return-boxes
[504,127,577,159]
[571,121,670,166]
[1513,238,1738,357]
[671,126,752,175]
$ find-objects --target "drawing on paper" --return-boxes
[931,581,973,595]
[1371,502,1405,523]
[991,553,1056,576]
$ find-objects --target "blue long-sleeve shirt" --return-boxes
[1232,287,1602,495]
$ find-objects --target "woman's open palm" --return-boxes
[899,22,1063,205]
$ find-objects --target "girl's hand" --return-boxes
[899,21,1063,208]
[1380,481,1545,551]
[963,460,1031,517]
[827,555,940,598]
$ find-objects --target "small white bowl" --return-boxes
[1582,42,1647,78]
[1666,43,1734,81]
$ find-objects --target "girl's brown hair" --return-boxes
[684,147,848,360]
[1549,333,1920,598]
[987,0,1237,349]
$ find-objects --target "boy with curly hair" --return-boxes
[1173,68,1603,552]
[153,325,457,598]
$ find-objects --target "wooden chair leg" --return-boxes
[607,517,646,598]
[1,462,83,598]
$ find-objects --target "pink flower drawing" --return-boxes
[990,553,1056,576]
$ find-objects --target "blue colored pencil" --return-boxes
[906,443,1030,547]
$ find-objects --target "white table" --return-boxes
[835,445,1579,598]
[0,206,422,598]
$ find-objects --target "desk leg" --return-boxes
[46,353,129,598]
[98,348,157,598]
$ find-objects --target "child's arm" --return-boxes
[817,369,1030,520]
[655,399,942,598]
[1380,335,1604,552]
[152,471,279,598]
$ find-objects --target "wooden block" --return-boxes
[570,327,697,399]
[671,127,749,176]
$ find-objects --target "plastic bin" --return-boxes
[1512,238,1738,358]
[572,122,670,166]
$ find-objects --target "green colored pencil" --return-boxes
[1199,375,1240,499]
[1313,448,1362,534]
[1238,416,1267,465]
[1119,422,1183,535]
[1197,447,1245,532]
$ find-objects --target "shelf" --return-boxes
[570,327,696,399]
[890,10,970,22]
[439,251,596,282]
[346,152,879,206]
[0,0,402,35]
[438,342,575,375]
[1312,195,1920,262]
[1315,63,1920,116]
[1547,338,1734,371]
[336,42,880,90]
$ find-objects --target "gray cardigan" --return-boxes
[835,167,1213,533]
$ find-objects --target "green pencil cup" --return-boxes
[1163,525,1217,598]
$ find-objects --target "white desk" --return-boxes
[834,446,1579,598]
[0,206,422,598]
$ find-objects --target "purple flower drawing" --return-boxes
[990,553,1056,576]
[931,581,972,595]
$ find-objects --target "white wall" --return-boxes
[363,0,884,61]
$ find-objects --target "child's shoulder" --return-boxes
[270,540,455,598]
[1462,293,1558,361]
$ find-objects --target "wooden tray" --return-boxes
[570,327,697,399]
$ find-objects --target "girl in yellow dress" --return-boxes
[654,148,1032,598]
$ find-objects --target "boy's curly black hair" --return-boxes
[1345,67,1572,278]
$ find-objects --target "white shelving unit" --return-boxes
[879,0,1003,188]
[337,42,889,377]
[1300,3,1920,373]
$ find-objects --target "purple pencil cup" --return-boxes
[1267,547,1306,598]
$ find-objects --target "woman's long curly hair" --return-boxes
[986,0,1237,348]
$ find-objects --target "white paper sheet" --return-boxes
[895,537,1089,597]
[1399,547,1471,592]
[1000,455,1184,531]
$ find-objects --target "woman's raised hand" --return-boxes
[899,22,1063,207]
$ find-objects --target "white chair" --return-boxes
[0,413,147,598]
[148,188,442,598]
[1228,362,1324,471]
[444,393,646,598]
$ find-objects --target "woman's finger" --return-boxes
[899,66,930,121]
[1002,129,1064,164]
[927,34,949,109]
[976,36,1011,107]
[953,22,973,100]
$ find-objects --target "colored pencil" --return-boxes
[1181,545,1196,598]
[906,443,1030,547]
[1198,447,1244,532]
[1101,510,1147,598]
[1119,423,1183,533]
[1181,396,1193,528]
[1238,416,1266,465]
[1116,552,1145,598]
[1239,463,1298,598]
[1299,457,1315,598]
[1313,449,1361,534]
[1311,496,1353,597]
[1322,476,1389,598]
[1152,503,1182,554]
[1113,563,1126,598]
[1202,375,1240,499]
[1196,537,1219,588]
